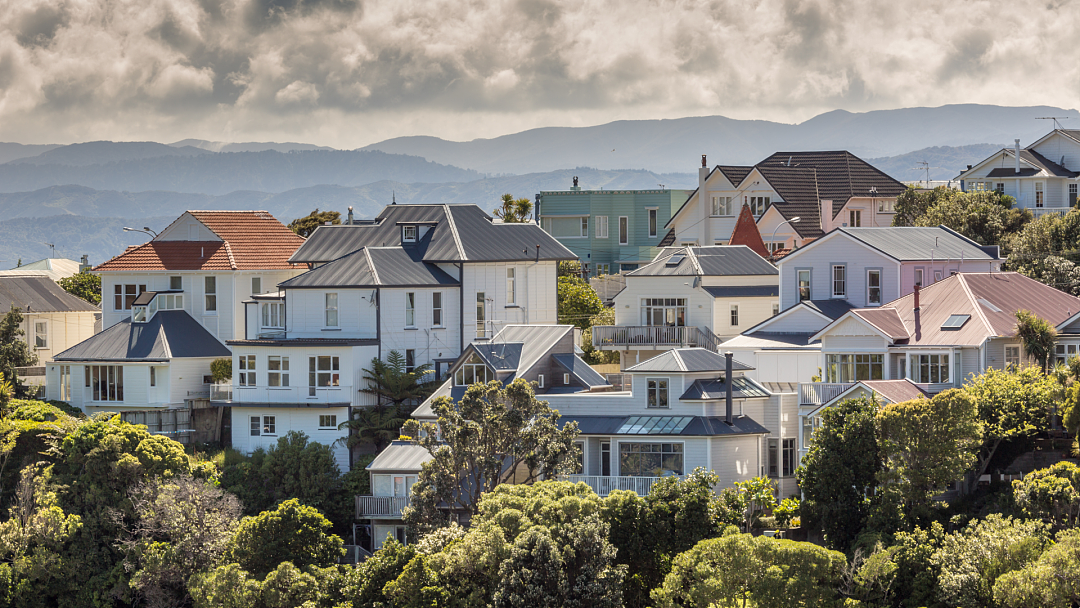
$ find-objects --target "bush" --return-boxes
[774,497,800,528]
[226,498,344,578]
[210,358,232,382]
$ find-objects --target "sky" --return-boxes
[0,0,1078,148]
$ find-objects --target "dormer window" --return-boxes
[132,306,148,323]
[454,354,490,386]
[403,225,417,242]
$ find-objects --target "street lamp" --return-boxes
[123,227,158,238]
[769,216,801,261]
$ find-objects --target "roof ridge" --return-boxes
[362,247,381,285]
[222,241,238,270]
[671,350,686,372]
[443,205,467,261]
[957,274,995,336]
[684,246,703,275]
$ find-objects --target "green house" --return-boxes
[537,185,691,276]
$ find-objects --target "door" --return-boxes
[601,441,611,476]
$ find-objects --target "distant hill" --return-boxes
[0,215,175,269]
[12,141,213,166]
[361,104,1080,174]
[169,139,335,153]
[869,144,1007,182]
[0,142,63,164]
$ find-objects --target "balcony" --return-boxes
[1032,206,1071,218]
[210,384,359,406]
[356,495,409,519]
[563,474,684,497]
[798,383,850,406]
[592,325,722,352]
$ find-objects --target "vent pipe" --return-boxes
[347,206,354,225]
[725,351,734,424]
[1015,139,1021,174]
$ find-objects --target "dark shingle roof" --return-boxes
[280,247,459,288]
[630,246,777,277]
[716,166,754,186]
[1020,149,1077,177]
[625,348,754,373]
[0,276,98,313]
[800,299,857,320]
[756,165,823,238]
[758,151,908,220]
[55,310,229,362]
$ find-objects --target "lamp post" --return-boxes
[769,216,801,261]
[123,227,158,238]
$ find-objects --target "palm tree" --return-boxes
[344,351,440,452]
[1015,309,1057,373]
[493,193,533,223]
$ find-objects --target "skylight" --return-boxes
[616,416,694,435]
[941,314,970,330]
[977,298,1002,313]
[665,255,685,267]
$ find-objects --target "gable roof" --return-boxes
[679,376,772,400]
[279,247,459,288]
[289,204,577,264]
[96,211,304,271]
[0,276,99,313]
[0,258,82,281]
[806,379,928,416]
[629,246,777,277]
[783,226,999,267]
[727,203,770,258]
[54,310,229,362]
[552,353,609,388]
[625,348,754,373]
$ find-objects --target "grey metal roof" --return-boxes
[724,332,818,349]
[488,325,575,374]
[366,441,433,472]
[801,299,857,320]
[0,276,99,313]
[280,247,458,288]
[289,204,576,264]
[702,285,779,298]
[840,226,998,262]
[565,414,770,436]
[679,377,772,400]
[54,310,229,362]
[552,353,609,387]
[226,338,379,347]
[473,342,523,370]
[630,246,777,277]
[625,348,754,373]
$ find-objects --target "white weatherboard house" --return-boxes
[362,325,800,549]
[957,128,1080,216]
[590,245,779,368]
[211,204,576,472]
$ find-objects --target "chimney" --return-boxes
[913,283,920,311]
[725,351,734,424]
[79,254,90,272]
[821,199,833,231]
[347,206,354,225]
[572,176,580,191]
[1015,139,1021,174]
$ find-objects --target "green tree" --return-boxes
[1012,462,1080,531]
[493,193,533,223]
[796,397,882,550]
[346,351,439,453]
[226,498,344,578]
[875,390,981,525]
[849,523,945,608]
[1015,310,1057,372]
[733,476,777,532]
[57,270,101,305]
[287,208,340,238]
[994,528,1080,608]
[210,358,232,382]
[0,306,38,396]
[557,275,604,330]
[339,537,417,607]
[912,188,1028,246]
[402,379,579,530]
[581,306,619,365]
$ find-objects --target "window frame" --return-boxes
[914,267,924,287]
[89,365,124,402]
[308,356,341,396]
[831,264,846,298]
[325,292,339,327]
[537,374,544,389]
[251,277,261,295]
[849,209,861,227]
[749,195,770,216]
[115,283,146,311]
[267,355,290,387]
[404,292,416,327]
[640,298,687,327]
[782,438,796,476]
[262,415,276,436]
[619,216,629,245]
[203,276,217,313]
[149,366,156,388]
[867,268,882,306]
[767,438,779,477]
[403,225,417,242]
[319,414,337,429]
[580,217,589,237]
[506,268,516,305]
[454,354,490,386]
[711,195,733,217]
[730,303,739,326]
[250,416,261,436]
[405,349,416,374]
[1006,345,1021,368]
[261,301,284,329]
[797,268,812,301]
[617,442,683,477]
[647,207,658,238]
[238,355,256,387]
[432,292,443,327]
[1035,182,1045,207]
[595,215,609,239]
[826,353,884,383]
[34,320,48,349]
[476,292,486,338]
[646,378,669,409]
[911,353,951,384]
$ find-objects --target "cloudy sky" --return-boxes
[1,0,1077,148]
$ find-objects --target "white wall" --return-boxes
[23,311,97,363]
[286,288,377,339]
[711,435,760,488]
[230,406,350,471]
[168,357,216,404]
[462,261,558,343]
[614,276,716,328]
[380,288,461,368]
[898,260,1001,296]
[778,235,898,309]
[711,296,778,338]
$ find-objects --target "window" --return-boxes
[250,416,261,436]
[158,293,182,310]
[867,270,881,305]
[1036,182,1044,207]
[878,199,894,212]
[403,225,417,242]
[238,355,256,386]
[308,356,340,395]
[204,277,216,312]
[581,217,589,237]
[59,365,71,401]
[619,216,629,245]
[325,293,338,327]
[1006,346,1021,368]
[772,303,780,316]
[601,441,611,476]
[170,276,182,290]
[454,354,490,386]
[730,304,739,326]
[89,365,124,401]
[595,216,609,238]
[132,305,147,323]
[34,321,47,349]
[934,270,943,283]
[476,292,486,338]
[149,366,156,387]
[268,356,289,387]
[641,298,686,327]
[506,268,516,305]
[1055,344,1079,366]
[203,375,213,384]
[768,438,779,477]
[261,302,284,328]
[405,349,415,374]
[114,284,146,310]
[913,354,950,384]
[648,208,658,238]
[319,415,337,429]
[262,416,276,435]
[538,374,545,389]
[1071,184,1078,206]
[996,183,1005,195]
[596,263,610,276]
[782,439,796,476]
[914,268,924,287]
[432,292,443,326]
[619,443,683,477]
[541,217,588,238]
[798,269,811,301]
[712,196,734,216]
[646,378,668,408]
[766,241,784,254]
[404,292,415,327]
[563,372,570,384]
[826,354,883,382]
[749,196,770,216]
[849,210,861,227]
[251,277,261,295]
[832,265,846,297]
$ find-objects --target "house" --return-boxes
[590,245,779,368]
[537,182,692,275]
[0,276,99,396]
[956,129,1080,216]
[211,204,576,472]
[360,325,800,549]
[93,211,307,341]
[0,258,84,281]
[665,152,907,252]
[798,379,928,460]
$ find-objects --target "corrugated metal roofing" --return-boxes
[860,380,928,404]
[367,441,433,472]
[0,276,99,312]
[702,285,779,298]
[802,299,856,320]
[552,353,609,387]
[566,414,770,436]
[723,332,820,350]
[473,342,523,370]
[679,376,772,400]
[854,308,909,339]
[54,310,229,361]
[840,227,998,262]
[280,247,458,288]
[630,245,777,277]
[625,348,754,373]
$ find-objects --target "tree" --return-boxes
[733,476,777,532]
[994,528,1080,608]
[0,306,38,396]
[911,188,1028,246]
[402,379,580,530]
[1012,462,1080,531]
[557,275,604,330]
[346,351,439,453]
[849,523,945,608]
[875,390,980,525]
[210,358,232,382]
[1015,310,1057,372]
[226,498,344,578]
[796,397,882,550]
[581,306,619,365]
[57,270,101,305]
[493,193,533,223]
[287,209,340,238]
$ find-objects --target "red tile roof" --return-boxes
[95,211,304,271]
[728,203,770,259]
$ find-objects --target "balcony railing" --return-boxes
[563,474,683,497]
[798,383,850,406]
[356,495,409,519]
[592,325,722,351]
[211,384,358,406]
[1032,206,1071,218]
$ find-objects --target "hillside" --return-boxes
[868,143,1007,182]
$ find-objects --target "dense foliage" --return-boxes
[493,193,533,223]
[892,186,1028,246]
[57,270,102,305]
[287,208,340,237]
[0,306,38,396]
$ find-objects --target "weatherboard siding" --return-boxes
[711,435,760,488]
[1033,133,1080,173]
[379,287,461,367]
[230,406,350,471]
[779,238,897,309]
[23,312,97,364]
[961,347,982,383]
[613,277,715,327]
[462,262,558,342]
[168,358,216,404]
[709,296,777,338]
[744,350,820,384]
[287,288,376,339]
[821,335,889,351]
[758,307,832,333]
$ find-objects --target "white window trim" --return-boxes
[614,440,685,477]
[506,269,516,306]
[33,320,48,350]
[203,277,217,315]
[595,216,609,239]
[563,373,570,385]
[730,303,739,327]
[907,351,953,384]
[646,207,659,238]
[645,377,670,409]
[318,414,338,429]
[537,374,545,389]
[831,264,846,298]
[403,225,417,242]
[405,292,416,328]
[432,292,444,328]
[866,268,882,306]
[325,292,339,328]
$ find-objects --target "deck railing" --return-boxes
[563,474,683,497]
[356,495,410,519]
[1032,206,1071,218]
[210,384,357,405]
[592,326,722,351]
[798,383,850,406]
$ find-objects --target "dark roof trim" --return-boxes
[226,338,379,347]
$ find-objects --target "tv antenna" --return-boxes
[1036,116,1070,130]
[44,243,56,258]
[911,161,935,187]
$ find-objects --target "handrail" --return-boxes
[562,474,683,497]
[592,325,720,350]
[211,383,357,405]
[356,495,410,518]
[798,383,850,406]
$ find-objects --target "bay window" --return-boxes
[619,443,683,477]
[913,353,950,384]
[641,298,686,327]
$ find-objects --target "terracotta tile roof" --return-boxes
[95,211,304,271]
[728,203,770,258]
